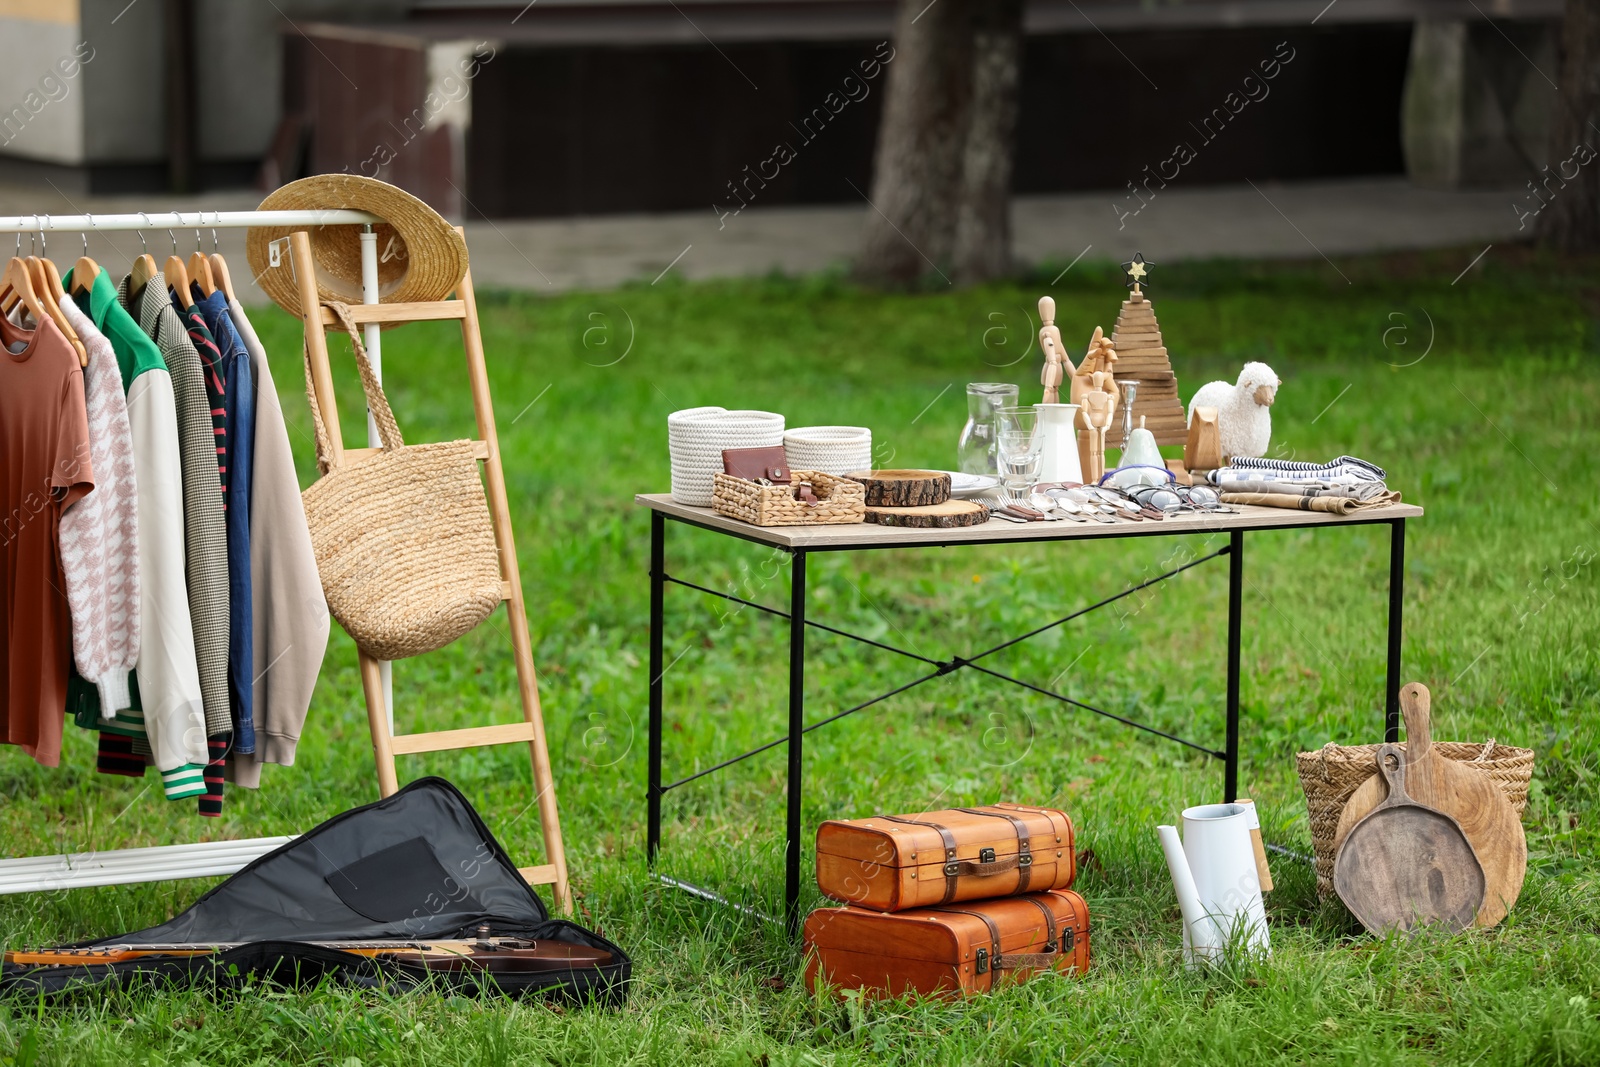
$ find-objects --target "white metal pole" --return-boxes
[359,226,395,733]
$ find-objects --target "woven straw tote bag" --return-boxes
[301,303,504,660]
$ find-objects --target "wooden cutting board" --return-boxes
[863,500,989,528]
[1334,743,1486,935]
[1333,683,1526,927]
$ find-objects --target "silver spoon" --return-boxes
[1033,491,1088,522]
[1061,488,1117,523]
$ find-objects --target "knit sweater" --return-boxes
[57,298,140,714]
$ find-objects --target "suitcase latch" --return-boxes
[979,847,996,864]
[1061,928,1075,953]
[975,948,989,974]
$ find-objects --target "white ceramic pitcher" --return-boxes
[1034,402,1083,483]
[1157,803,1270,967]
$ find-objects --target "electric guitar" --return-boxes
[4,935,613,975]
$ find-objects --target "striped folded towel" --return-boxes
[1210,476,1392,501]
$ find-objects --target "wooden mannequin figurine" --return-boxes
[1081,371,1119,482]
[1038,295,1075,404]
[1071,327,1120,420]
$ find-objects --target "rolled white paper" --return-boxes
[1181,803,1271,958]
[1158,824,1218,968]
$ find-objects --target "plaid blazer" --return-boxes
[120,276,232,738]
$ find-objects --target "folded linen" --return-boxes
[1215,455,1387,483]
[1211,476,1392,502]
[1219,490,1401,515]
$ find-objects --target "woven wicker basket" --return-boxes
[712,470,866,526]
[1296,738,1535,898]
[668,407,785,506]
[784,426,872,476]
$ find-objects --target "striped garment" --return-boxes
[170,295,229,503]
[1213,455,1386,483]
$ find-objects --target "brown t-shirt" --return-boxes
[1,312,94,766]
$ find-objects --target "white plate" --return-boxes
[938,471,1002,498]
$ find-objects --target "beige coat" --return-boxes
[226,297,328,786]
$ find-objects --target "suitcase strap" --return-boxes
[879,815,961,903]
[929,907,1004,992]
[954,807,1035,893]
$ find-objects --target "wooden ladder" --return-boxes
[290,230,571,913]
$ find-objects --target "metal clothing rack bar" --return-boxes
[0,206,381,895]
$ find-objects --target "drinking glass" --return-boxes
[994,405,1039,437]
[996,429,1043,500]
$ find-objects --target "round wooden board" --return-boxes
[846,469,951,508]
[863,500,989,528]
[1333,684,1526,928]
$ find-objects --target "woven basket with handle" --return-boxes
[301,302,504,660]
[1296,738,1534,898]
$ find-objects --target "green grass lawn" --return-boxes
[3,249,1598,1066]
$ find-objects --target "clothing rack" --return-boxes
[0,208,392,895]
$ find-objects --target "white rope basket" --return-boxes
[784,426,873,476]
[668,406,786,505]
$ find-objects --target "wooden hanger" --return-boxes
[70,254,99,296]
[188,250,216,296]
[1,256,51,344]
[129,253,161,297]
[24,255,88,367]
[209,252,238,304]
[163,254,192,304]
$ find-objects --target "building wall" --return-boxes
[0,0,88,165]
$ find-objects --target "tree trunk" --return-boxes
[855,0,975,285]
[1537,0,1600,252]
[952,0,1025,285]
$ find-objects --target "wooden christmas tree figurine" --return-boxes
[1108,252,1186,449]
[1038,295,1075,404]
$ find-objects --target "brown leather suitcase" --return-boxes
[803,889,1091,998]
[815,803,1075,912]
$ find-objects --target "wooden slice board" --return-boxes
[1334,744,1486,935]
[846,469,951,507]
[863,500,988,528]
[1333,683,1526,927]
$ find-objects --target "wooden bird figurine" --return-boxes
[1038,295,1075,405]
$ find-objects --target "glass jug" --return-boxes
[957,382,1019,476]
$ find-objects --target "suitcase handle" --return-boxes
[993,951,1059,970]
[944,852,1033,878]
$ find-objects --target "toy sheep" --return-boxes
[1186,362,1280,460]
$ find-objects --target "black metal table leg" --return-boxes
[1386,518,1406,742]
[785,549,807,934]
[1225,530,1244,802]
[647,511,666,865]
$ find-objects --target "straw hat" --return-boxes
[246,174,469,318]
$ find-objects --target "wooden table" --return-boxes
[636,493,1424,931]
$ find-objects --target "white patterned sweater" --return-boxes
[58,298,141,714]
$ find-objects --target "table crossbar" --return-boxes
[656,544,1230,793]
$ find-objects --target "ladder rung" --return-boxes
[500,581,514,601]
[343,440,490,466]
[388,721,536,755]
[518,864,559,886]
[319,300,466,326]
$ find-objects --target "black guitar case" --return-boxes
[1,777,629,1003]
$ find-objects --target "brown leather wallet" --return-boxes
[722,446,791,484]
